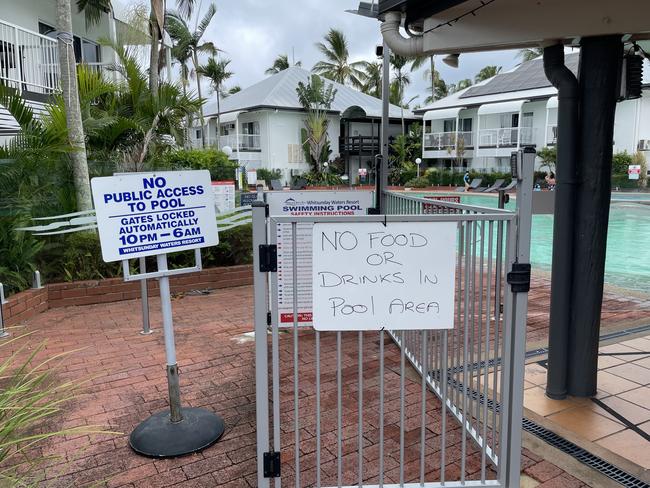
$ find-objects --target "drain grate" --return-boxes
[427,371,649,487]
[522,418,650,488]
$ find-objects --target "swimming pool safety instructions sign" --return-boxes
[91,171,219,262]
[312,222,457,331]
[266,190,374,327]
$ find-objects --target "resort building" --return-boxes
[193,66,418,185]
[0,0,165,144]
[418,54,650,172]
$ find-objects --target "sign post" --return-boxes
[91,170,224,458]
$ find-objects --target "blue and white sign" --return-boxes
[91,171,219,262]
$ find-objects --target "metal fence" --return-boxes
[253,155,533,487]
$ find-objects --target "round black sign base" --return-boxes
[129,407,225,458]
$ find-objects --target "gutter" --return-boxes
[543,43,579,400]
[380,11,424,57]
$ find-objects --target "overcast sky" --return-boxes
[171,0,524,108]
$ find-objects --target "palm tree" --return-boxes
[449,78,473,94]
[390,53,411,101]
[475,65,502,83]
[197,57,233,149]
[518,47,544,62]
[56,0,92,211]
[265,54,302,75]
[224,86,241,96]
[312,29,364,86]
[358,61,382,97]
[148,0,196,93]
[166,4,218,147]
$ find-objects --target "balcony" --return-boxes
[424,131,474,150]
[219,134,261,152]
[478,127,538,148]
[339,135,380,154]
[0,20,110,95]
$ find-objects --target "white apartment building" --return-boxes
[193,67,418,185]
[418,54,650,172]
[0,0,164,143]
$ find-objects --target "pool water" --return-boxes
[415,192,650,294]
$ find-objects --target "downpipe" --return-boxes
[380,11,424,57]
[543,44,579,400]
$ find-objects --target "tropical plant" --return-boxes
[0,336,112,486]
[224,86,241,96]
[312,29,364,86]
[265,54,302,75]
[166,3,218,147]
[518,47,544,62]
[633,151,648,187]
[358,60,382,97]
[449,78,473,93]
[612,150,633,174]
[296,75,337,172]
[537,146,557,174]
[148,0,196,92]
[475,65,502,83]
[155,148,237,180]
[197,57,233,148]
[57,0,92,212]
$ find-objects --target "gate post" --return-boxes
[500,148,534,487]
[252,201,271,488]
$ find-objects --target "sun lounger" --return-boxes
[501,180,517,192]
[466,178,483,191]
[482,179,505,193]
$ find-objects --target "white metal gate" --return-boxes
[253,153,534,488]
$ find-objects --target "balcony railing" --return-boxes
[478,127,538,148]
[0,20,60,93]
[424,131,473,150]
[0,20,111,95]
[219,134,261,152]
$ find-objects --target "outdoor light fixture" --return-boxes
[222,145,233,157]
[442,53,460,68]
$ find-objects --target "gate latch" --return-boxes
[263,451,281,478]
[259,244,277,272]
[507,262,531,293]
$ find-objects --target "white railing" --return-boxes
[424,131,474,150]
[0,20,112,95]
[479,127,538,148]
[0,19,60,93]
[219,134,261,152]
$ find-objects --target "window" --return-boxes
[459,118,472,132]
[195,129,202,139]
[39,22,101,64]
[82,40,101,64]
[443,119,456,132]
[220,123,235,136]
[242,121,260,135]
[38,22,57,38]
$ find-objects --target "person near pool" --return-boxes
[545,172,556,190]
[463,171,471,191]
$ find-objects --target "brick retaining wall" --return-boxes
[1,265,253,326]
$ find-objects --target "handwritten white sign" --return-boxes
[312,222,457,331]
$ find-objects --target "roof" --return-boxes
[415,53,579,114]
[203,67,415,119]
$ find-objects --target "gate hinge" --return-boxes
[507,262,531,293]
[266,311,272,326]
[258,244,277,272]
[263,451,281,478]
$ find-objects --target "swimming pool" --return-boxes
[413,192,650,294]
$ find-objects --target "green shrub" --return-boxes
[256,168,283,185]
[302,171,344,186]
[611,174,640,189]
[612,151,633,175]
[404,176,429,188]
[154,149,238,181]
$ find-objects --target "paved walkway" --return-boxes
[4,280,648,487]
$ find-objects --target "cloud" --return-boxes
[179,0,523,105]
